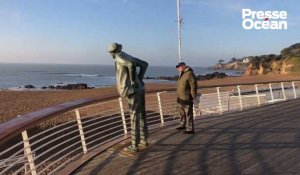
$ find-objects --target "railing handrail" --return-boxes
[199,79,300,89]
[0,87,176,145]
[1,79,300,145]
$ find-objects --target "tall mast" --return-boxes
[177,0,182,62]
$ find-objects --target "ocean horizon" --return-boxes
[0,63,242,90]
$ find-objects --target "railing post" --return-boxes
[237,85,243,110]
[198,98,201,116]
[157,92,164,124]
[269,83,274,103]
[193,104,196,118]
[292,81,297,99]
[75,109,88,154]
[255,84,261,106]
[281,82,286,101]
[227,94,230,111]
[216,87,223,114]
[21,130,37,175]
[118,98,128,134]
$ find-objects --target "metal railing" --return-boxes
[1,81,300,175]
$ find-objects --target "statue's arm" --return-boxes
[124,54,148,80]
[136,58,148,80]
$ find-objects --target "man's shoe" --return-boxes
[176,126,186,130]
[123,145,139,153]
[182,130,195,134]
[139,141,149,147]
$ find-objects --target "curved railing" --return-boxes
[1,80,300,175]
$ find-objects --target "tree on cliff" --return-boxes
[218,59,225,64]
[229,58,237,63]
[281,43,300,57]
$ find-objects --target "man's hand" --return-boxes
[193,94,201,105]
[130,81,138,88]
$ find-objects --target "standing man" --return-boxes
[176,62,198,134]
[108,43,149,152]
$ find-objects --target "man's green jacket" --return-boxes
[177,66,198,105]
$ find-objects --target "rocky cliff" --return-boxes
[244,43,300,76]
[213,61,248,70]
[212,56,253,71]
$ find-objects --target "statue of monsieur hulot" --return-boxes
[108,43,149,153]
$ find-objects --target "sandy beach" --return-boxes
[1,74,300,123]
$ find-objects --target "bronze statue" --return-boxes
[108,43,149,152]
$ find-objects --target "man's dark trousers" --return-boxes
[177,102,194,132]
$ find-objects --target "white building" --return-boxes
[242,57,253,64]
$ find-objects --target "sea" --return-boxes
[0,63,242,90]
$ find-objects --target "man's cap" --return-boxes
[176,62,186,68]
[108,43,122,52]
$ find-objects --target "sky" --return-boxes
[0,0,299,67]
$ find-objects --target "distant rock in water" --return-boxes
[197,72,227,80]
[145,72,228,81]
[158,75,179,81]
[40,84,94,90]
[24,85,35,89]
[144,75,179,81]
[144,76,156,80]
[48,86,55,89]
[56,83,92,90]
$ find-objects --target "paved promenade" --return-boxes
[74,99,300,175]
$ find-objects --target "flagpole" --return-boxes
[177,0,182,62]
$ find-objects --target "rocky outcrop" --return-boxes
[244,43,300,76]
[213,63,225,70]
[197,72,227,80]
[245,58,298,76]
[24,85,36,89]
[212,57,251,71]
[56,83,90,90]
[157,75,179,81]
[40,84,93,90]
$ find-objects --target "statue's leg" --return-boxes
[127,93,141,149]
[139,89,148,145]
